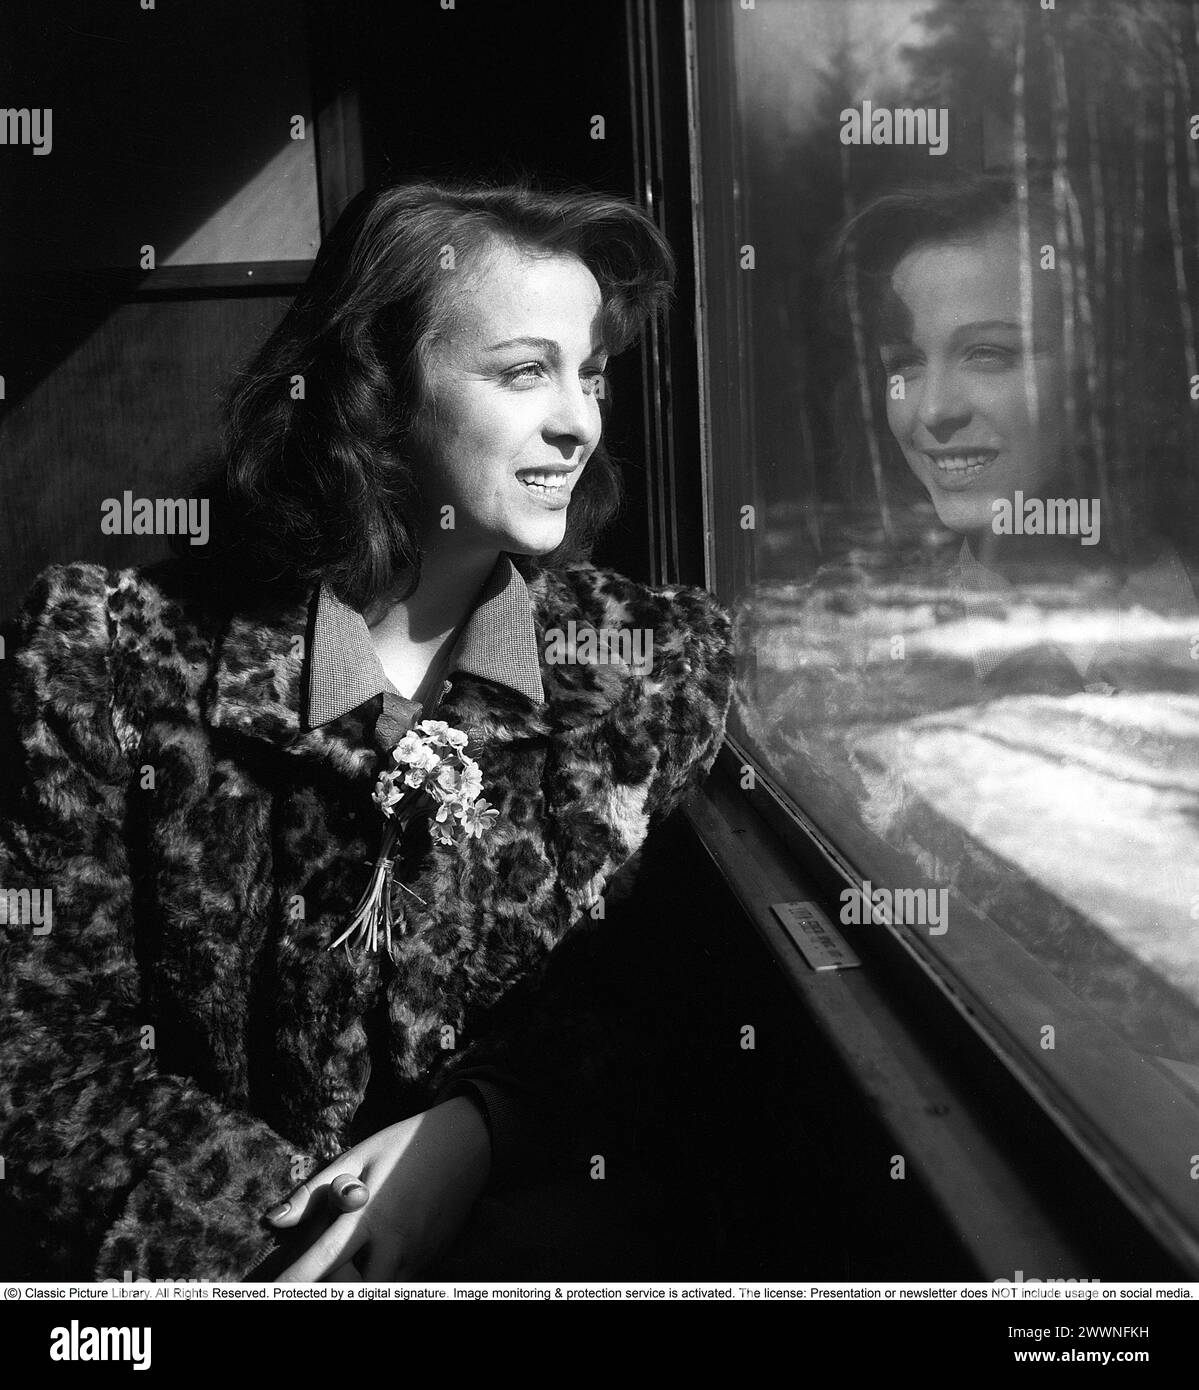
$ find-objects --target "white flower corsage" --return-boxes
[329,719,499,955]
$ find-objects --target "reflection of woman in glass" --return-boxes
[837,174,1198,695]
[821,174,1199,1077]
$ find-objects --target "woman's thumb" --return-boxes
[265,1176,316,1227]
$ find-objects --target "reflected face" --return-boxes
[417,240,607,556]
[880,219,1068,534]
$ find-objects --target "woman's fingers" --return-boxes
[264,1179,314,1227]
[266,1167,367,1227]
[277,1212,365,1282]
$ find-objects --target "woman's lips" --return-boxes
[516,470,574,510]
[920,449,999,491]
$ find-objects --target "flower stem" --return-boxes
[328,819,400,953]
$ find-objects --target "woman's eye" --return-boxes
[503,361,547,385]
[501,361,608,393]
[965,344,1018,367]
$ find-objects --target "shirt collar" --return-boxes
[305,554,545,729]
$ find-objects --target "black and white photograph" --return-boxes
[0,0,1196,1360]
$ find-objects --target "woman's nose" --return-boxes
[544,376,601,450]
[914,368,972,435]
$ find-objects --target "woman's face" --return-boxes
[416,240,607,558]
[880,218,1068,535]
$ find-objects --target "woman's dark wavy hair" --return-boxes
[178,177,675,609]
[830,172,1063,324]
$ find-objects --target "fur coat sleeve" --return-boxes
[430,579,737,1185]
[0,566,316,1282]
[0,559,733,1281]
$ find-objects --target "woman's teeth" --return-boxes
[518,472,570,493]
[929,453,994,475]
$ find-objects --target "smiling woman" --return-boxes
[406,244,608,597]
[0,178,735,1282]
[835,173,1198,650]
[843,177,1079,555]
[879,234,1067,531]
[198,179,666,610]
[358,241,611,702]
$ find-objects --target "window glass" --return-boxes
[691,0,1199,1232]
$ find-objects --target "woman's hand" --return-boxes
[265,1097,491,1281]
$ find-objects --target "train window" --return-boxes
[687,0,1199,1258]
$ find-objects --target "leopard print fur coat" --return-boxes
[0,556,733,1280]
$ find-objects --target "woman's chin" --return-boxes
[500,525,568,557]
[926,493,997,536]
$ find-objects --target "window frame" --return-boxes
[0,7,365,301]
